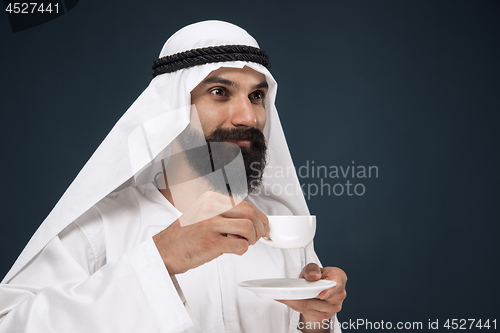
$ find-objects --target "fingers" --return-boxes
[278,298,337,313]
[220,200,268,240]
[277,299,339,321]
[322,267,348,285]
[213,218,260,244]
[182,191,268,242]
[253,208,269,237]
[315,266,348,308]
[219,234,250,256]
[317,287,333,300]
[319,267,347,299]
[299,263,322,281]
[153,191,269,275]
[317,286,342,301]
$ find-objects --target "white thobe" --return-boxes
[0,184,340,332]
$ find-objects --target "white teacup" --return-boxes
[259,215,316,249]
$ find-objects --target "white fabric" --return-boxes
[0,185,340,332]
[0,20,341,332]
[0,187,193,332]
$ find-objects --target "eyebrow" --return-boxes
[254,81,269,90]
[200,76,268,90]
[201,76,236,87]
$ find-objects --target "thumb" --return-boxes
[301,263,322,281]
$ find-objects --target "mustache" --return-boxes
[205,127,265,144]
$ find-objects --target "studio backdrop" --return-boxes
[1,1,499,331]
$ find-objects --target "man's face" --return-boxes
[189,66,269,193]
[190,66,268,138]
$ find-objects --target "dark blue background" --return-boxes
[1,1,499,331]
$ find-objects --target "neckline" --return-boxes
[142,183,183,218]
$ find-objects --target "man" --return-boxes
[0,21,346,332]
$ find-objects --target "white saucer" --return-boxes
[238,278,337,300]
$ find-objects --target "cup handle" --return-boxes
[259,237,274,246]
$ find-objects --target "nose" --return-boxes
[230,95,257,128]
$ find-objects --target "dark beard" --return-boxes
[175,126,267,196]
[206,127,267,194]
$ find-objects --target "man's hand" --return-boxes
[278,263,347,333]
[152,191,269,276]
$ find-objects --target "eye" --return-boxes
[210,88,227,97]
[249,90,266,102]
